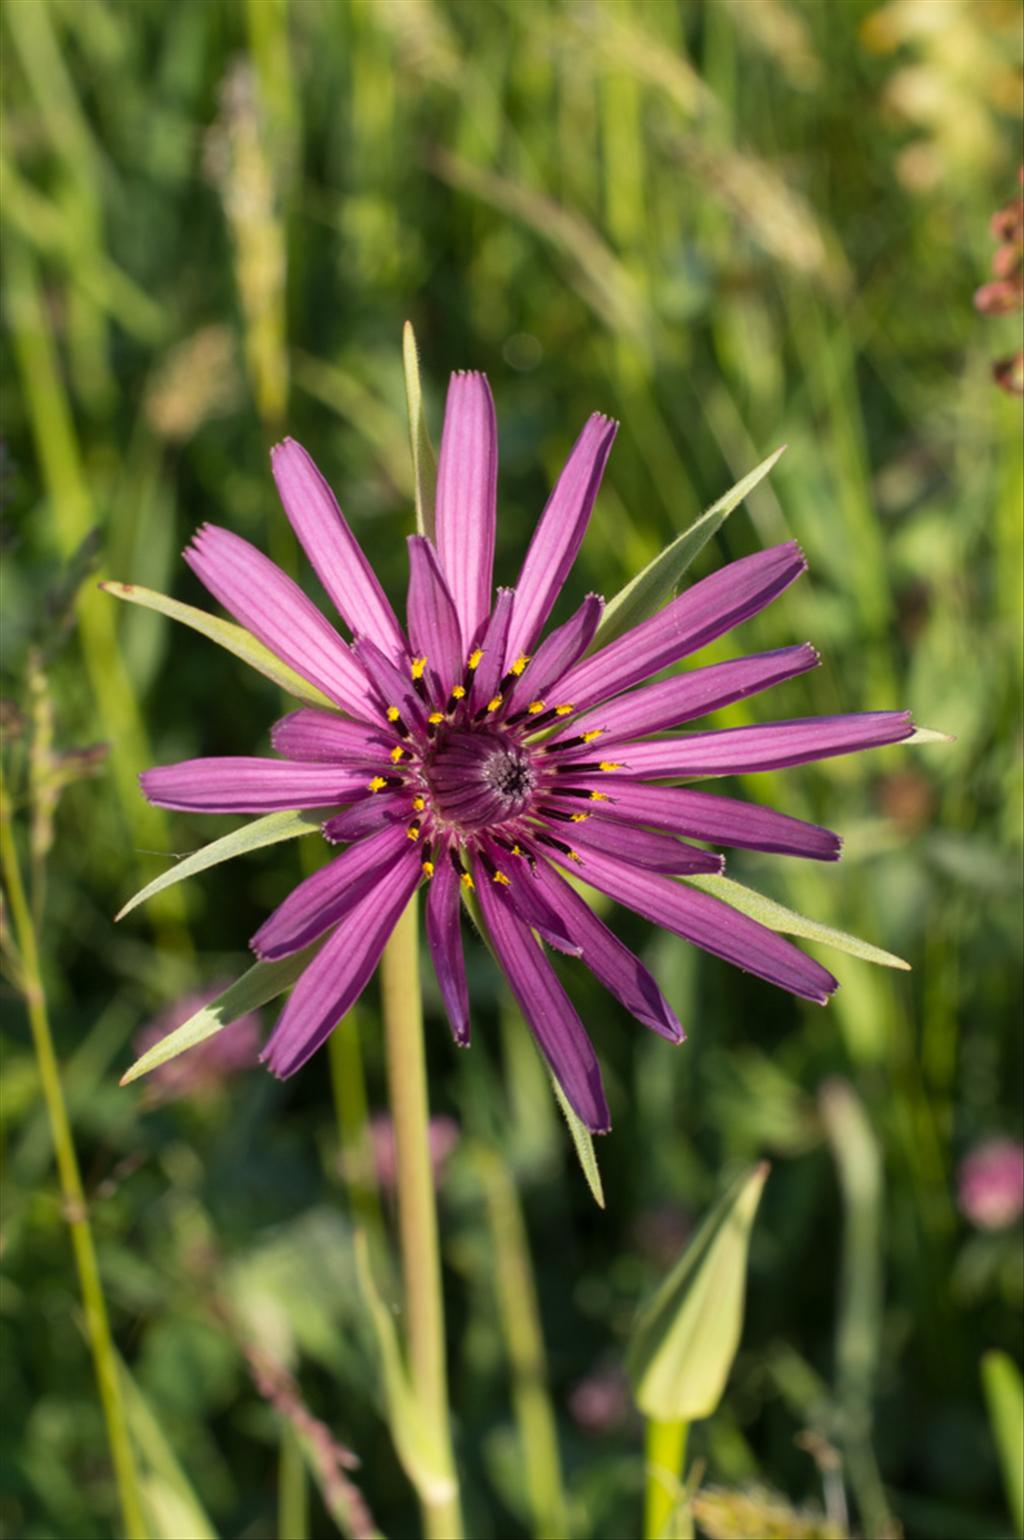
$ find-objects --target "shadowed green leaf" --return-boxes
[353,1231,457,1506]
[684,873,910,970]
[101,580,337,710]
[120,951,317,1085]
[116,809,328,921]
[590,446,788,652]
[628,1163,769,1421]
[403,321,437,541]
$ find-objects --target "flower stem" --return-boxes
[380,895,463,1539]
[0,771,148,1539]
[644,1417,690,1540]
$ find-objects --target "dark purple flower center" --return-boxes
[425,727,536,831]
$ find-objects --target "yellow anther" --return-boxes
[589,791,608,801]
[460,871,475,891]
[554,704,574,717]
[428,710,445,725]
[411,656,427,680]
[467,648,483,671]
[570,812,591,823]
[582,729,602,743]
[510,655,530,676]
[368,776,387,793]
[422,859,434,878]
[492,871,511,886]
[527,700,546,715]
[511,844,523,856]
[568,849,582,862]
[598,761,623,772]
[450,684,466,700]
[413,795,426,812]
[407,823,421,841]
[486,694,503,713]
[390,745,406,763]
[386,706,401,722]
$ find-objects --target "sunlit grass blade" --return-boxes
[119,1358,219,1540]
[684,872,911,970]
[403,321,437,541]
[589,446,787,652]
[115,809,328,922]
[100,581,337,709]
[120,951,316,1085]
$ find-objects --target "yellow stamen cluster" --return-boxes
[411,656,427,680]
[386,706,400,723]
[413,795,426,812]
[554,704,574,717]
[492,871,511,886]
[598,761,623,772]
[486,695,503,713]
[570,812,590,823]
[428,711,444,726]
[450,684,466,700]
[510,655,530,675]
[422,859,434,878]
[407,824,421,841]
[582,729,602,743]
[461,871,475,891]
[467,648,484,671]
[527,700,546,715]
[390,745,406,763]
[368,776,387,793]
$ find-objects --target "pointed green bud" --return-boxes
[627,1163,769,1422]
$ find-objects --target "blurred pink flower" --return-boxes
[568,1365,632,1434]
[134,985,261,1103]
[957,1139,1024,1230]
[368,1112,459,1191]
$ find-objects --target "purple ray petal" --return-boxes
[554,542,807,712]
[435,372,498,649]
[252,823,413,960]
[140,758,370,813]
[425,856,470,1046]
[323,794,414,844]
[546,843,837,1004]
[597,712,915,777]
[479,838,583,955]
[271,438,407,660]
[468,588,514,712]
[184,524,373,719]
[352,637,429,733]
[530,859,683,1042]
[476,870,610,1133]
[557,780,841,860]
[271,708,396,765]
[262,852,421,1077]
[545,814,724,875]
[557,645,819,743]
[507,594,605,715]
[406,536,464,704]
[507,414,618,658]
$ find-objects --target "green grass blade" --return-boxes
[119,1359,219,1540]
[120,952,316,1085]
[982,1351,1024,1538]
[100,581,337,709]
[590,445,787,652]
[115,810,327,922]
[684,873,910,970]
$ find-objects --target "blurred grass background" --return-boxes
[1,0,1021,1537]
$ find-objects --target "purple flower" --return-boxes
[140,372,915,1132]
[134,984,261,1102]
[958,1139,1024,1231]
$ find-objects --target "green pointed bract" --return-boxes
[100,580,337,710]
[981,1350,1024,1538]
[119,950,318,1085]
[627,1162,769,1422]
[683,873,910,971]
[403,320,438,542]
[551,1074,606,1209]
[116,808,328,922]
[589,445,787,654]
[354,1231,457,1505]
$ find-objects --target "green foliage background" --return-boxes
[2,1,1021,1537]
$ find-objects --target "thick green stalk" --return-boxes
[0,770,147,1540]
[380,897,463,1539]
[644,1417,689,1540]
